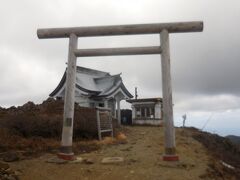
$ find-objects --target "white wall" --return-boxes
[75,96,90,107]
[133,119,163,126]
[154,102,161,119]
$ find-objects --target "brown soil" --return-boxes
[6,126,238,180]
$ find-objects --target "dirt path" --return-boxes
[9,126,210,180]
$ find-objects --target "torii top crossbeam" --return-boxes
[37,21,203,38]
[37,21,203,161]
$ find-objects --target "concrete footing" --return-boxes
[162,154,179,161]
[57,152,75,161]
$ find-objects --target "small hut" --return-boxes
[127,98,163,126]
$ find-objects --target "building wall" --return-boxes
[75,96,90,107]
[154,102,162,119]
[131,101,162,126]
[108,99,116,117]
[132,105,136,119]
[133,119,163,126]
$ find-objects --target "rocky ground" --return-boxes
[1,126,239,180]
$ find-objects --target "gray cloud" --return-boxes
[0,0,240,116]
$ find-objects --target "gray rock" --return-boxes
[83,158,94,164]
[101,157,124,164]
[3,152,19,162]
[6,175,17,180]
[5,168,14,175]
[14,170,22,176]
[46,157,67,164]
[69,157,83,164]
[128,158,138,163]
[0,162,9,170]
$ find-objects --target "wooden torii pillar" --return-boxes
[37,21,203,161]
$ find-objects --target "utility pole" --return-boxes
[135,87,138,99]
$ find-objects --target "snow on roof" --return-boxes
[50,66,133,98]
[76,66,110,77]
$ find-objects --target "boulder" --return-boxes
[0,162,9,170]
[3,152,19,162]
[101,157,124,164]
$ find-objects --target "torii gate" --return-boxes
[37,21,203,161]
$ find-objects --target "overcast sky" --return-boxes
[1,0,240,135]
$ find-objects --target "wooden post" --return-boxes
[113,100,117,119]
[117,99,121,125]
[110,110,114,138]
[57,33,78,161]
[96,108,102,141]
[104,99,108,108]
[160,29,179,161]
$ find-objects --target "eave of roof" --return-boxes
[91,82,133,99]
[49,66,133,99]
[76,66,110,76]
[96,74,121,95]
[94,73,121,81]
[76,84,101,95]
[126,97,162,103]
[49,71,66,97]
